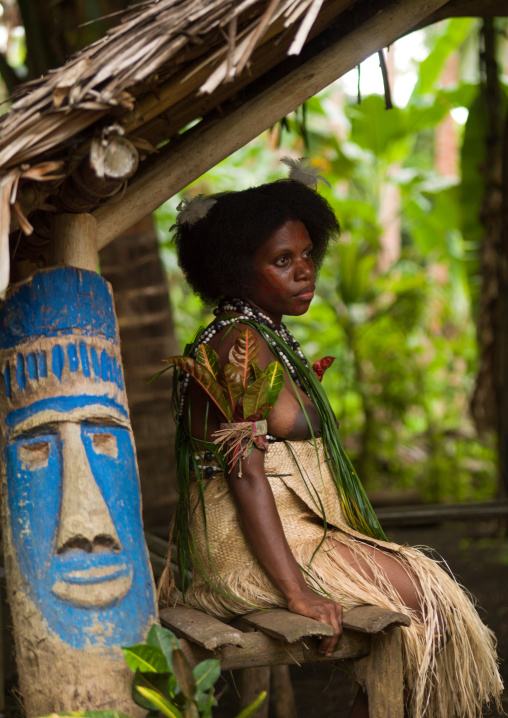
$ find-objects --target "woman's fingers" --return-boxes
[313,602,342,656]
[287,595,343,656]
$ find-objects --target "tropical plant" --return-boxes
[38,625,265,718]
[122,624,265,718]
[39,713,132,718]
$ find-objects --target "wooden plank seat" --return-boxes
[147,532,411,717]
[159,604,411,718]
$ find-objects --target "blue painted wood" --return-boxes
[0,267,157,656]
[0,267,119,349]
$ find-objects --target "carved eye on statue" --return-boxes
[17,440,51,469]
[91,432,118,458]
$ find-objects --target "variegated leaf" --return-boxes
[264,361,285,408]
[242,376,269,419]
[195,343,220,378]
[229,328,259,387]
[162,356,231,420]
[250,362,263,381]
[218,363,244,412]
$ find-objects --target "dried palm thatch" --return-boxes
[0,0,339,170]
[0,0,505,294]
[1,0,360,292]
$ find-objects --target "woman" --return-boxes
[160,165,502,718]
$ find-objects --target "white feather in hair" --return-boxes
[281,156,331,189]
[176,194,217,226]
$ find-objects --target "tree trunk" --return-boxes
[100,215,179,528]
[470,19,508,494]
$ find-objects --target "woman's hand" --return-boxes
[287,588,343,656]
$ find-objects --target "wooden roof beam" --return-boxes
[415,0,508,29]
[94,0,451,250]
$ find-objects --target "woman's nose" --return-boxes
[294,256,313,280]
[56,422,121,552]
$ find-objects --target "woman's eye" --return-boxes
[92,432,118,458]
[275,257,288,266]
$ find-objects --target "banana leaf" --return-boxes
[162,356,232,420]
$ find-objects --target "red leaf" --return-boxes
[233,396,244,422]
[313,356,336,382]
[254,434,269,451]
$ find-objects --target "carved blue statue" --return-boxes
[0,266,158,715]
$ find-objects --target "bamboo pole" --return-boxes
[94,0,450,249]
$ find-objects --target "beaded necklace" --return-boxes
[176,297,311,424]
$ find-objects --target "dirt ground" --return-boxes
[3,520,508,717]
[215,520,508,718]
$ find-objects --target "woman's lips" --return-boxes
[294,286,315,300]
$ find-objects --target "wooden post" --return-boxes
[0,262,157,716]
[270,665,297,718]
[51,212,98,270]
[238,666,271,718]
[356,628,404,718]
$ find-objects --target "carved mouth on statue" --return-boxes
[52,563,133,607]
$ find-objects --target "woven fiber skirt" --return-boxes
[165,439,502,718]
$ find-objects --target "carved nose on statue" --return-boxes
[56,423,121,553]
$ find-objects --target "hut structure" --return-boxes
[0,0,507,714]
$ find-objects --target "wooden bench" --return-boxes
[160,604,410,718]
[146,530,411,718]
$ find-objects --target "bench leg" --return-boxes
[357,627,404,718]
[238,666,270,718]
[270,665,297,718]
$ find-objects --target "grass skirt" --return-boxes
[161,439,502,718]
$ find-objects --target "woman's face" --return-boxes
[245,219,315,324]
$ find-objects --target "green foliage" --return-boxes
[39,713,133,718]
[155,19,503,503]
[459,85,508,309]
[412,19,475,97]
[122,624,265,718]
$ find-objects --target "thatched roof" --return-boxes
[0,0,506,292]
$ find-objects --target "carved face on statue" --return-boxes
[0,267,156,652]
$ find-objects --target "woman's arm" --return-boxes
[228,446,343,656]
